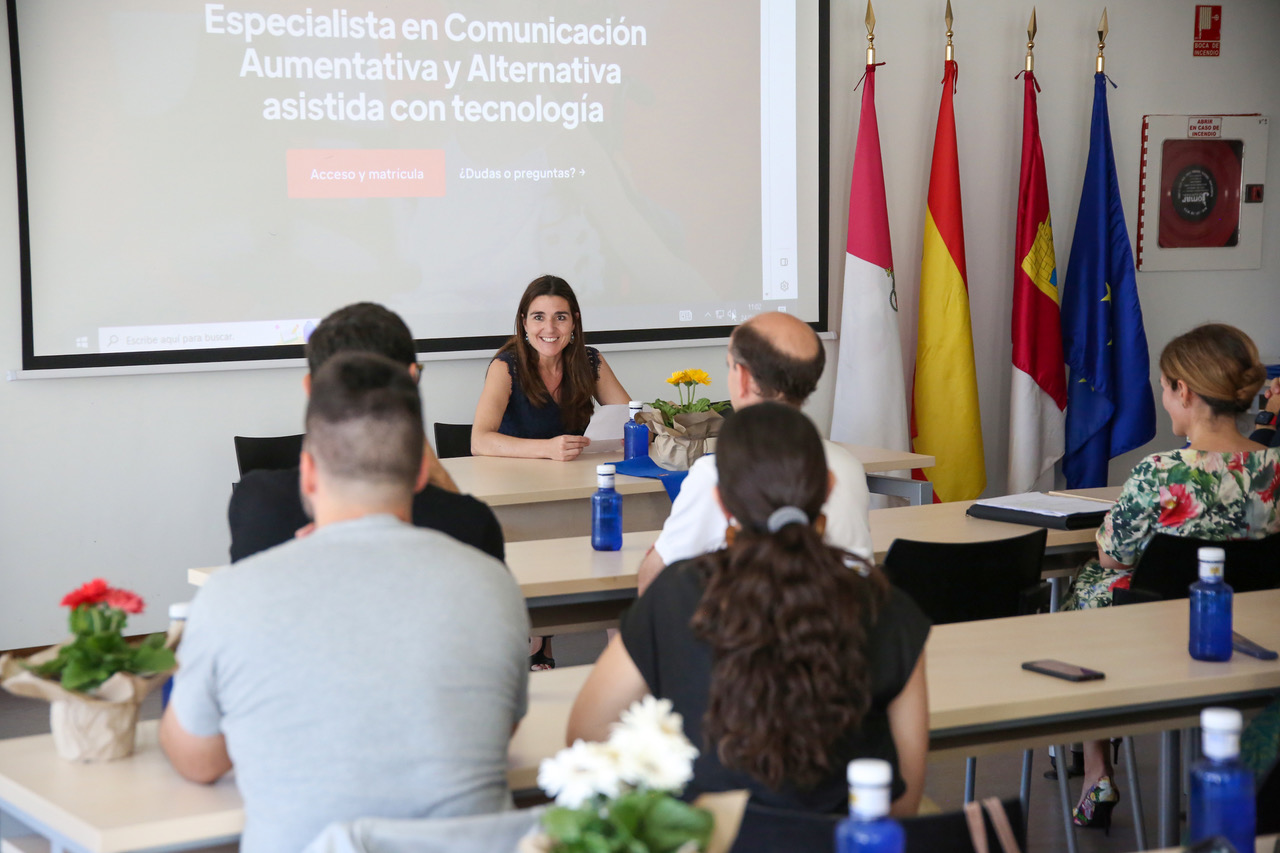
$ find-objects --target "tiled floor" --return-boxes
[0,632,1169,852]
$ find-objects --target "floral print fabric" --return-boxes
[1064,448,1280,610]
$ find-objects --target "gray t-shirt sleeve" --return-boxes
[169,586,225,738]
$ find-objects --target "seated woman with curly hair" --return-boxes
[568,402,930,816]
[1064,322,1280,830]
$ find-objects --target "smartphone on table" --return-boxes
[1021,659,1106,682]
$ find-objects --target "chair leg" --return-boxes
[1158,729,1181,847]
[1020,749,1033,823]
[964,756,977,803]
[1122,735,1148,850]
[1057,743,1080,853]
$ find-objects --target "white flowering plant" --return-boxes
[535,696,713,853]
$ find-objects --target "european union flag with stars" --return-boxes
[1061,73,1155,488]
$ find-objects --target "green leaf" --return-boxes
[580,831,615,853]
[141,632,166,649]
[637,798,714,853]
[543,806,591,843]
[61,658,110,692]
[607,792,647,835]
[129,644,175,674]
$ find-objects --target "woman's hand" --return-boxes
[1265,377,1280,415]
[545,435,591,461]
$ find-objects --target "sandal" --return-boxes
[529,636,555,671]
[1073,776,1120,834]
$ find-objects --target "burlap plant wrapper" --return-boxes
[517,790,747,853]
[636,410,724,471]
[0,643,175,762]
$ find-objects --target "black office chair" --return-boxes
[882,528,1049,624]
[433,423,473,459]
[727,798,1025,853]
[233,434,304,477]
[882,530,1048,822]
[1113,531,1280,605]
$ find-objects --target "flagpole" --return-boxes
[1096,8,1108,74]
[945,0,955,62]
[865,1,876,64]
[1025,8,1036,73]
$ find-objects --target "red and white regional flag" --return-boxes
[831,63,909,452]
[1008,70,1066,493]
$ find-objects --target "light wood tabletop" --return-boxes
[8,591,1279,852]
[188,487,1117,601]
[829,443,934,474]
[438,445,937,508]
[868,486,1122,560]
[511,590,1280,770]
[439,451,663,506]
[0,722,242,853]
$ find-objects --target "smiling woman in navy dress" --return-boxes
[472,275,631,461]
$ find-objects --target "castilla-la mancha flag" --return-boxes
[1007,70,1066,493]
[912,58,985,502]
[831,62,909,452]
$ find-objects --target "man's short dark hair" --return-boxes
[306,303,417,374]
[305,352,425,489]
[729,322,825,406]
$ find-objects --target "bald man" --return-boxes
[637,312,873,592]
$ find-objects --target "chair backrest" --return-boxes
[882,529,1049,624]
[726,798,1024,853]
[1116,531,1280,605]
[233,434,304,477]
[432,422,473,459]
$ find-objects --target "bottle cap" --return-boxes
[1198,546,1226,580]
[628,400,642,411]
[169,602,191,620]
[596,464,616,475]
[847,758,892,787]
[1201,707,1242,733]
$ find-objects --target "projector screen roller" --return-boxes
[10,0,827,369]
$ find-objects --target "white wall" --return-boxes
[2,1,1277,649]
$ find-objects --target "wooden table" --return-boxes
[440,451,671,542]
[7,592,1277,852]
[189,487,1111,631]
[516,591,1280,851]
[440,446,937,541]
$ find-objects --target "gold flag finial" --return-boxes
[1096,8,1108,73]
[945,0,955,62]
[1025,7,1037,72]
[866,0,877,65]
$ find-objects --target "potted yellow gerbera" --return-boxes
[636,369,730,470]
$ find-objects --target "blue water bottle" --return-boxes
[1189,546,1233,662]
[835,759,904,853]
[160,602,190,709]
[1189,707,1255,853]
[592,463,622,551]
[624,401,648,460]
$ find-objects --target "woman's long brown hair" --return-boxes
[495,275,596,433]
[689,402,887,790]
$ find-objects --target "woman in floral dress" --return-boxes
[1064,323,1280,829]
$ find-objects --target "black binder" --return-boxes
[965,502,1107,530]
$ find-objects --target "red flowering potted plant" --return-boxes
[0,579,176,761]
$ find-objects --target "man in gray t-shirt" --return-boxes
[162,353,529,853]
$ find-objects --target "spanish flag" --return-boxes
[912,59,985,502]
[1008,70,1066,493]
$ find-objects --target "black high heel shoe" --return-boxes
[1072,776,1120,834]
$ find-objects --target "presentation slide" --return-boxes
[11,0,824,367]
